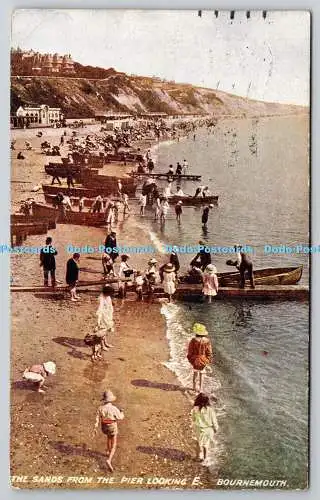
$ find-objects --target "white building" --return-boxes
[11,104,63,128]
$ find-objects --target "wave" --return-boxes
[160,302,226,471]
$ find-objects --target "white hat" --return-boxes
[148,258,157,265]
[43,361,56,375]
[101,390,116,402]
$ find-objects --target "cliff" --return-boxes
[10,73,306,118]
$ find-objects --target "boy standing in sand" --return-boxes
[94,391,124,472]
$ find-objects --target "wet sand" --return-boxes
[10,127,213,489]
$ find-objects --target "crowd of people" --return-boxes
[16,117,257,471]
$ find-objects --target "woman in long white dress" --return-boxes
[96,285,115,349]
[191,393,219,464]
[162,263,176,302]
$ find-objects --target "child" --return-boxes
[94,390,124,472]
[134,271,145,301]
[145,258,159,299]
[79,196,85,212]
[23,361,56,393]
[161,262,176,302]
[187,323,213,392]
[102,252,115,278]
[118,254,134,298]
[96,286,115,349]
[202,264,219,303]
[139,193,147,216]
[175,201,183,222]
[191,393,219,464]
[84,327,106,361]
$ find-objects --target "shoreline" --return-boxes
[10,124,216,488]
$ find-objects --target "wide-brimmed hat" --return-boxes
[43,361,56,375]
[101,390,116,403]
[148,258,157,265]
[192,323,208,336]
[209,204,214,208]
[205,264,217,275]
[177,201,183,204]
[163,263,175,272]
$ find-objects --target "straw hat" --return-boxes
[177,201,183,205]
[163,263,175,272]
[192,323,208,336]
[209,204,214,208]
[101,390,116,403]
[148,258,157,265]
[43,361,56,375]
[205,264,217,275]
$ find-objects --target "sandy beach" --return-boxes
[10,125,215,489]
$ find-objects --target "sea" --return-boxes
[139,115,310,488]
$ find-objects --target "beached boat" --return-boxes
[42,184,128,198]
[81,173,137,194]
[130,172,202,181]
[44,193,119,207]
[11,214,56,229]
[105,152,143,163]
[181,266,303,287]
[31,202,106,227]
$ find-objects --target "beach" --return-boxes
[10,111,309,489]
[10,124,216,489]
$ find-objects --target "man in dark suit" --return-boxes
[40,237,57,287]
[66,253,81,301]
[104,231,118,262]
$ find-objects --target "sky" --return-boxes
[11,10,310,106]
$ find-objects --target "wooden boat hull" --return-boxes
[182,266,303,287]
[43,184,127,198]
[172,284,309,301]
[31,202,106,227]
[11,283,309,301]
[130,172,202,181]
[167,195,218,205]
[11,214,56,229]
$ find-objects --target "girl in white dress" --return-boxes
[202,264,219,303]
[191,393,219,464]
[96,285,115,349]
[162,262,176,302]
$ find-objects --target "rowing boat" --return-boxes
[130,172,202,181]
[42,192,217,208]
[167,195,218,205]
[31,202,106,227]
[182,266,303,287]
[10,283,309,301]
